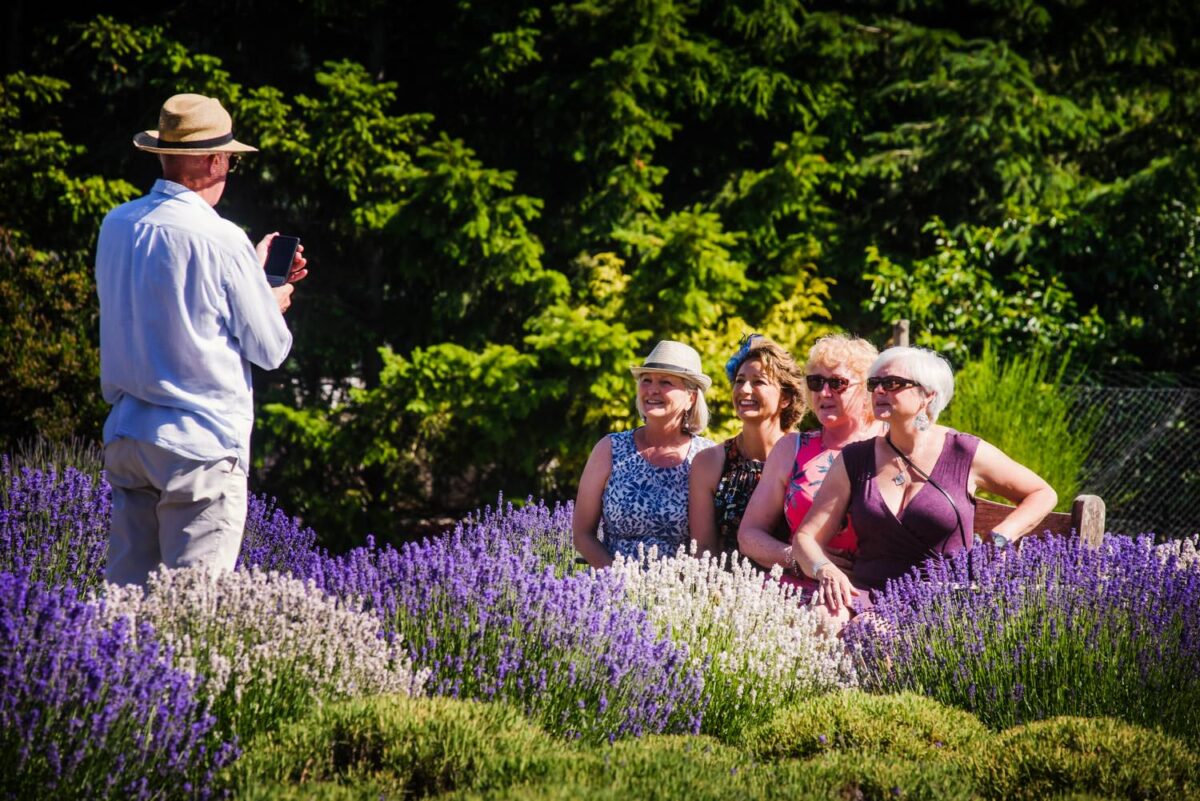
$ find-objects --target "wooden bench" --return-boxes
[973,494,1106,548]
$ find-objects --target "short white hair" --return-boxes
[869,346,956,421]
[634,378,709,434]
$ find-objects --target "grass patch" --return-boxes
[941,344,1099,510]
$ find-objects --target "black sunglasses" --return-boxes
[806,375,855,393]
[867,376,923,393]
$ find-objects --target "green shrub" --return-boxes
[230,695,567,800]
[556,735,760,800]
[231,783,392,801]
[742,690,991,762]
[940,344,1099,511]
[444,735,769,801]
[445,737,978,801]
[769,752,978,801]
[979,716,1200,801]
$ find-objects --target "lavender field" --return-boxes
[2,454,1198,800]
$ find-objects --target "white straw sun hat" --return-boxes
[630,340,712,392]
[133,94,258,155]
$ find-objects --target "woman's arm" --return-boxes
[688,443,725,557]
[970,440,1059,544]
[572,436,616,569]
[791,454,860,612]
[737,433,795,571]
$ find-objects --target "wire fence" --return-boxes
[1073,378,1200,540]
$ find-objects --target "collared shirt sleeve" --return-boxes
[222,231,293,370]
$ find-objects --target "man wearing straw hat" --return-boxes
[95,93,308,586]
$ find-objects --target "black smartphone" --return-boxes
[264,235,300,287]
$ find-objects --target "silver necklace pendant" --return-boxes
[892,472,906,486]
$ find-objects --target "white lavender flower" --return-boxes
[1155,535,1200,572]
[608,545,856,737]
[100,566,427,741]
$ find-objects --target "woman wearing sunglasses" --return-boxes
[791,346,1058,633]
[688,335,804,561]
[736,335,884,584]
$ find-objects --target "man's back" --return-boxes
[99,92,306,587]
[96,178,291,466]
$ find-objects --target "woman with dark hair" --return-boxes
[737,335,885,583]
[689,335,803,561]
[573,340,715,568]
[792,346,1058,633]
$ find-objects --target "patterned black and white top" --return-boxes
[601,428,715,561]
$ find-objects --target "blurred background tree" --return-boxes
[1,0,1196,546]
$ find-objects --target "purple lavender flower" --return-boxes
[0,569,235,799]
[236,493,326,576]
[285,500,707,742]
[0,458,110,593]
[845,533,1200,740]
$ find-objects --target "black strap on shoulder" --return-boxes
[884,435,969,554]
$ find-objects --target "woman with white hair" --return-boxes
[790,346,1058,632]
[573,340,716,568]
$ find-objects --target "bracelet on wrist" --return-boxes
[808,558,831,578]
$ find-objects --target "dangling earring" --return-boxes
[682,405,693,433]
[915,412,930,431]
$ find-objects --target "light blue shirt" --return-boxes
[95,179,292,467]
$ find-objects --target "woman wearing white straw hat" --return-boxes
[573,340,716,567]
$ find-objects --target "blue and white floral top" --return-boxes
[601,429,715,561]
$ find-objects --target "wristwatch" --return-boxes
[989,531,1010,550]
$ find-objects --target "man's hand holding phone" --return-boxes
[256,232,309,313]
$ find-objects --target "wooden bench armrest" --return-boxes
[973,494,1105,547]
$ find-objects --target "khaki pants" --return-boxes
[104,438,248,587]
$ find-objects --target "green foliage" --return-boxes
[4,0,1199,535]
[0,231,107,445]
[940,344,1100,510]
[863,218,1104,365]
[259,342,542,543]
[1064,154,1200,369]
[742,690,990,762]
[0,72,139,248]
[369,695,965,800]
[230,695,567,800]
[233,693,1196,801]
[0,69,137,447]
[981,716,1200,800]
[860,38,1092,220]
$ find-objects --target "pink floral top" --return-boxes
[783,430,858,553]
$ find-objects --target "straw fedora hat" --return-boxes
[133,94,258,155]
[630,340,712,392]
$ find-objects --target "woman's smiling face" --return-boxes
[731,358,786,423]
[638,371,694,422]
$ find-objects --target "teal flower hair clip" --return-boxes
[724,333,762,382]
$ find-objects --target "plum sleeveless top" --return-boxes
[842,431,980,591]
[784,431,858,552]
[601,429,714,560]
